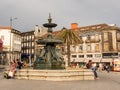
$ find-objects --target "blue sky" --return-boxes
[0,0,120,32]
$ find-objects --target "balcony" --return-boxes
[78,51,83,53]
[85,39,100,43]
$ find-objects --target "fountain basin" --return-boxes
[14,69,94,81]
[37,38,63,44]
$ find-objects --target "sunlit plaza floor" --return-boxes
[0,69,120,90]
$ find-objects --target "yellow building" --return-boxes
[64,23,120,65]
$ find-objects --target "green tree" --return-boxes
[59,28,83,67]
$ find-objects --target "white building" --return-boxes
[21,25,47,65]
[0,26,21,65]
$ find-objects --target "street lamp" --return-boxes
[9,17,17,65]
[10,17,17,28]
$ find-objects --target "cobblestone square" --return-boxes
[0,70,120,90]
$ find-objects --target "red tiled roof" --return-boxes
[70,23,108,31]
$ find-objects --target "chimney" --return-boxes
[71,23,78,29]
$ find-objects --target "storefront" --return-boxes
[102,52,118,63]
[113,58,120,71]
[102,52,118,58]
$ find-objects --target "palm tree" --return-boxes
[58,27,83,67]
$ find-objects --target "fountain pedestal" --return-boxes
[34,14,64,69]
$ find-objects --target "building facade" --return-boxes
[21,23,120,66]
[21,31,34,66]
[65,23,120,66]
[21,25,47,66]
[1,22,119,67]
[0,26,21,65]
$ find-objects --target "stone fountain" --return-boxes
[34,14,65,69]
[10,15,94,81]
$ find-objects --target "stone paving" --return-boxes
[0,66,120,90]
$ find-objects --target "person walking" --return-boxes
[105,64,110,73]
[91,62,99,79]
[98,63,103,72]
[86,60,92,69]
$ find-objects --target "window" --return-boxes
[32,49,34,53]
[87,35,91,40]
[87,54,93,58]
[71,45,76,52]
[91,35,95,41]
[32,35,34,39]
[118,42,120,50]
[79,55,84,58]
[1,35,4,40]
[103,32,109,41]
[119,54,120,57]
[87,45,91,51]
[32,42,34,46]
[79,46,83,51]
[95,34,99,41]
[95,54,101,58]
[117,32,120,40]
[72,55,77,58]
[103,43,109,51]
[95,44,100,52]
[27,49,28,53]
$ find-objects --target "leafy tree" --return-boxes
[58,27,83,67]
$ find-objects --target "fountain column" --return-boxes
[34,14,65,69]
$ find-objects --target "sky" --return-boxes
[0,0,120,32]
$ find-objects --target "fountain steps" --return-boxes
[14,69,94,81]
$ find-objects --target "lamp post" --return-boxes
[9,17,17,65]
[10,17,17,28]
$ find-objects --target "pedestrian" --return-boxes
[7,60,17,79]
[86,60,92,69]
[91,62,99,79]
[105,64,110,73]
[98,63,103,72]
